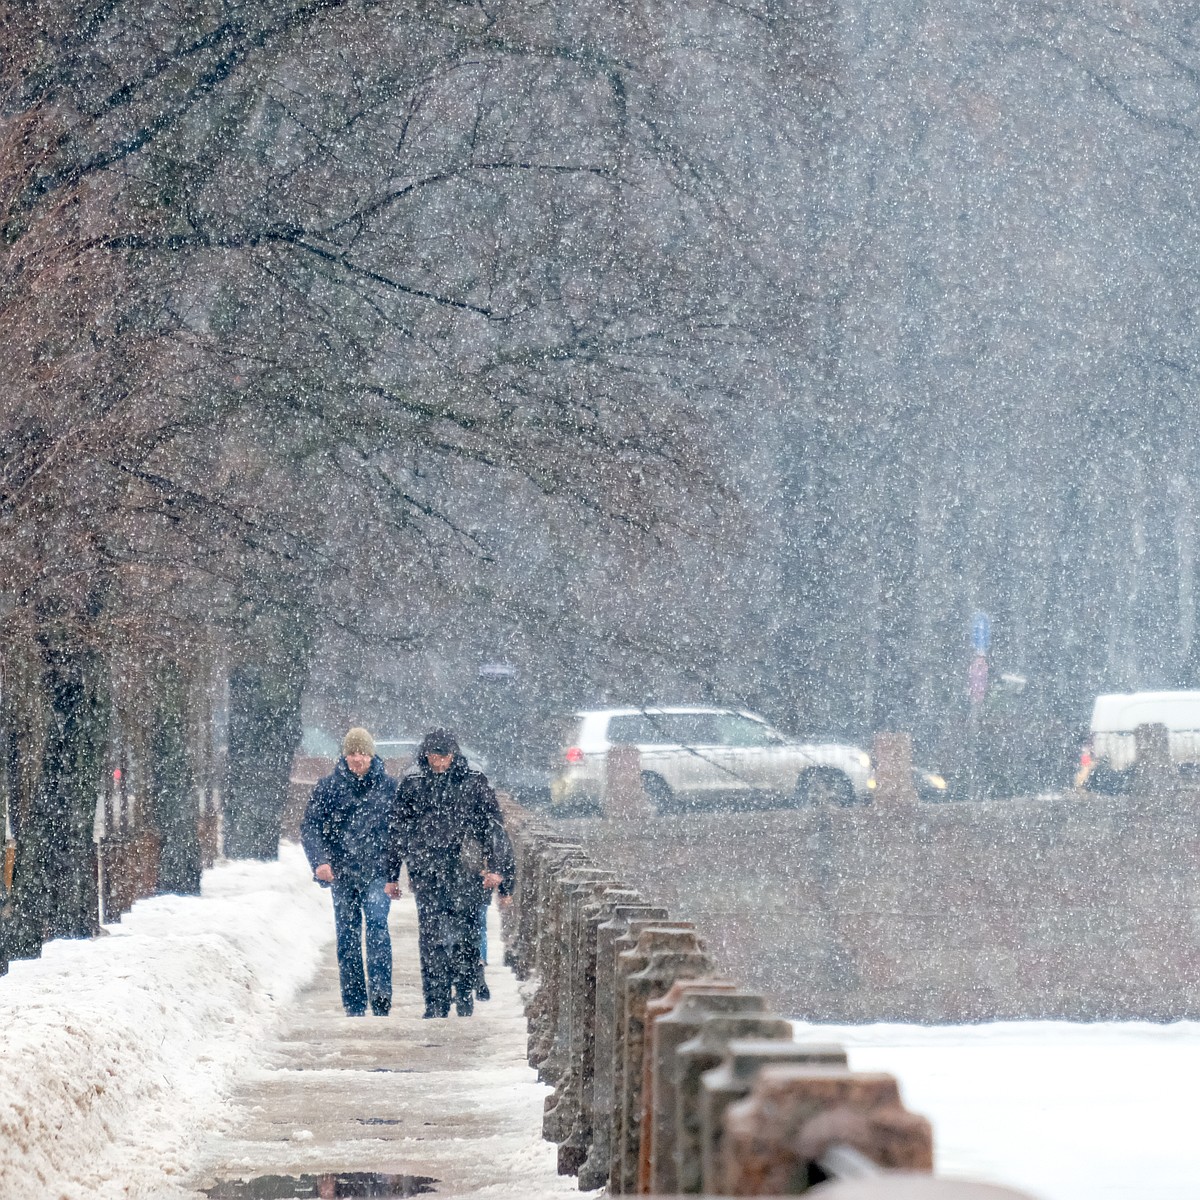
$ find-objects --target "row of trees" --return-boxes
[298,0,1200,797]
[0,0,825,964]
[7,0,1200,970]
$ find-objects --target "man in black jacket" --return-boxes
[301,727,398,1017]
[385,728,515,1018]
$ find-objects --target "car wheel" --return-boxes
[640,771,675,814]
[796,769,857,807]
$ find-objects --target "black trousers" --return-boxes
[414,889,479,1014]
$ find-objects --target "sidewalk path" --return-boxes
[188,894,591,1199]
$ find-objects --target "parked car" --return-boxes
[1075,690,1200,793]
[548,706,873,815]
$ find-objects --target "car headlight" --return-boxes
[858,752,871,768]
[923,773,947,790]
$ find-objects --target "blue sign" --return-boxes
[971,611,991,653]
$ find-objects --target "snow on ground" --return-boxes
[793,1020,1200,1200]
[4,845,1197,1200]
[0,843,331,1200]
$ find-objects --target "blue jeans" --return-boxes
[331,876,392,1016]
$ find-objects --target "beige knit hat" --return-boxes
[342,727,375,757]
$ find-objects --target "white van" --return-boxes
[1084,691,1200,782]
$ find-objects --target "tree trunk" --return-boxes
[150,664,202,894]
[223,605,311,860]
[7,629,107,956]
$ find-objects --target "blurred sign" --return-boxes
[968,653,989,704]
[478,662,516,679]
[971,611,991,653]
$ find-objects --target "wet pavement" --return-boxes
[188,895,587,1199]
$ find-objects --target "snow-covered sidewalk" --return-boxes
[0,843,582,1199]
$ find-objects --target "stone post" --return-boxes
[577,905,670,1191]
[1133,721,1177,800]
[645,988,766,1195]
[871,732,918,806]
[605,744,653,817]
[527,843,586,1068]
[673,1014,794,1193]
[557,886,644,1175]
[615,934,712,1194]
[722,1065,934,1194]
[542,871,618,1143]
[539,867,616,1088]
[701,1038,848,1195]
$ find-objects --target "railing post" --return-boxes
[617,933,712,1194]
[722,1065,933,1193]
[542,870,617,1142]
[700,1038,849,1195]
[579,903,667,1191]
[644,985,763,1195]
[605,744,653,817]
[673,1013,794,1193]
[540,866,616,1090]
[872,732,918,806]
[553,880,637,1175]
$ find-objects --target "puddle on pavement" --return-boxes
[203,1171,437,1198]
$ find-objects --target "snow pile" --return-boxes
[0,842,330,1200]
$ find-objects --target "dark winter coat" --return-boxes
[386,754,516,911]
[301,756,398,882]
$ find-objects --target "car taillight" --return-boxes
[565,746,584,764]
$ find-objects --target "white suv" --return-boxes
[549,706,873,815]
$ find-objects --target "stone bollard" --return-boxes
[555,883,643,1176]
[808,1178,1039,1199]
[542,871,619,1143]
[700,1039,849,1195]
[645,987,766,1196]
[527,843,587,1068]
[722,1065,934,1194]
[509,825,561,977]
[1133,721,1177,800]
[615,932,712,1194]
[872,732,919,806]
[638,981,741,1193]
[606,744,654,817]
[527,843,581,1064]
[608,924,703,1192]
[673,1014,794,1193]
[539,867,617,1088]
[577,906,671,1191]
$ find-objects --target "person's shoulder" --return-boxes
[464,768,495,794]
[312,769,339,794]
[397,770,424,796]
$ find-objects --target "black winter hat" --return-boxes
[420,728,460,757]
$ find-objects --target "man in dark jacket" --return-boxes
[385,728,515,1018]
[301,727,398,1017]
